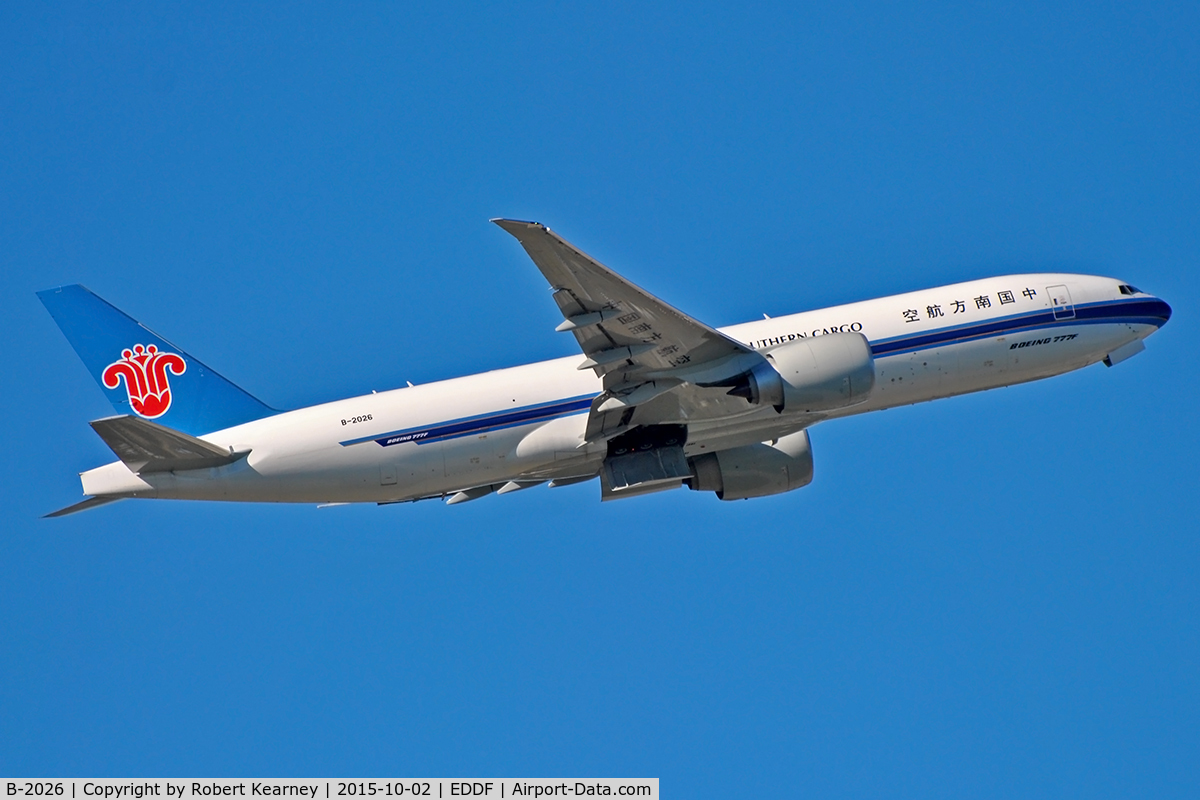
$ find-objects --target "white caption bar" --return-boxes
[2,781,658,800]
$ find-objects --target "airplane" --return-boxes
[38,219,1172,517]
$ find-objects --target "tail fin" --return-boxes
[38,284,278,436]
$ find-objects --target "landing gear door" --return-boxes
[1048,284,1075,320]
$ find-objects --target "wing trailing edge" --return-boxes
[493,218,770,442]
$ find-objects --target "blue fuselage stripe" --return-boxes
[869,298,1169,357]
[342,395,595,448]
[342,298,1167,448]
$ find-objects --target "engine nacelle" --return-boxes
[687,429,814,501]
[738,332,875,412]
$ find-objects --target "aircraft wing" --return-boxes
[494,219,766,440]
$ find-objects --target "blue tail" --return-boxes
[38,285,279,436]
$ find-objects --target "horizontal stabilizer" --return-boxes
[44,495,125,518]
[90,415,248,473]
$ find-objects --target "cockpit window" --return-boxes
[1118,284,1141,295]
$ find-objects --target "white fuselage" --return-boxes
[79,273,1169,504]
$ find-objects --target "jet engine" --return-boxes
[724,332,875,412]
[687,429,814,501]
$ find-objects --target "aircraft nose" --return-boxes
[1154,297,1173,325]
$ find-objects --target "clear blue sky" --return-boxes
[2,1,1197,795]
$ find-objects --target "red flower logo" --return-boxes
[102,344,187,419]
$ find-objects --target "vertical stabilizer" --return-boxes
[38,285,278,436]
